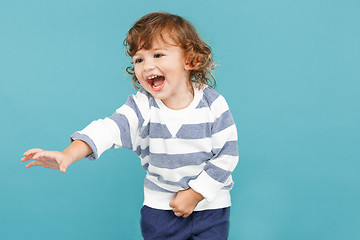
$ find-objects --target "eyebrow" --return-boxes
[151,47,169,51]
[133,47,169,57]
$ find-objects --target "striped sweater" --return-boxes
[71,85,239,211]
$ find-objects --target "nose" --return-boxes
[143,58,155,72]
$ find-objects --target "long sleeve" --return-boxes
[70,91,149,160]
[188,95,239,202]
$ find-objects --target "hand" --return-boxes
[21,148,72,173]
[169,188,204,218]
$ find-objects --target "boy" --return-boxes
[22,12,238,239]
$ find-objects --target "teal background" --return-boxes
[1,0,359,239]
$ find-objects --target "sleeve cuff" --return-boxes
[70,132,98,160]
[188,171,224,202]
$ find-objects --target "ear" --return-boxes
[185,60,193,70]
[185,56,197,70]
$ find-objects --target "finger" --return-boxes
[22,149,43,162]
[23,148,43,156]
[169,200,175,208]
[33,151,55,160]
[22,154,39,162]
[182,214,190,218]
[174,211,183,217]
[26,161,45,168]
[60,166,66,173]
[60,161,71,173]
[21,156,31,162]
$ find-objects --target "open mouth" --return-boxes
[147,75,165,92]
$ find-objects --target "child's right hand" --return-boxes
[21,148,72,173]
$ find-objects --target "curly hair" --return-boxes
[124,12,216,89]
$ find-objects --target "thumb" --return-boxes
[169,199,175,208]
[60,161,71,173]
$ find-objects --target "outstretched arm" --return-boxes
[21,140,92,173]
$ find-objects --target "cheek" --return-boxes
[134,67,142,80]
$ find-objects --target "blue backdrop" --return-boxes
[1,0,359,239]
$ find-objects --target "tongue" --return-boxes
[153,76,165,86]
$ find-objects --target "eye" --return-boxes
[154,53,164,58]
[134,58,143,64]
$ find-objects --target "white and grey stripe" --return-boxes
[70,85,238,206]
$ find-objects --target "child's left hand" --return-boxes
[169,188,204,218]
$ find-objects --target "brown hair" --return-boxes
[124,12,216,89]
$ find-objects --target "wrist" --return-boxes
[61,150,76,163]
[189,188,204,202]
[63,140,93,163]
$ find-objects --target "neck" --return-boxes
[162,83,194,110]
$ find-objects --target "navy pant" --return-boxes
[140,206,230,240]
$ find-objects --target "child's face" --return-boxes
[132,36,193,109]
